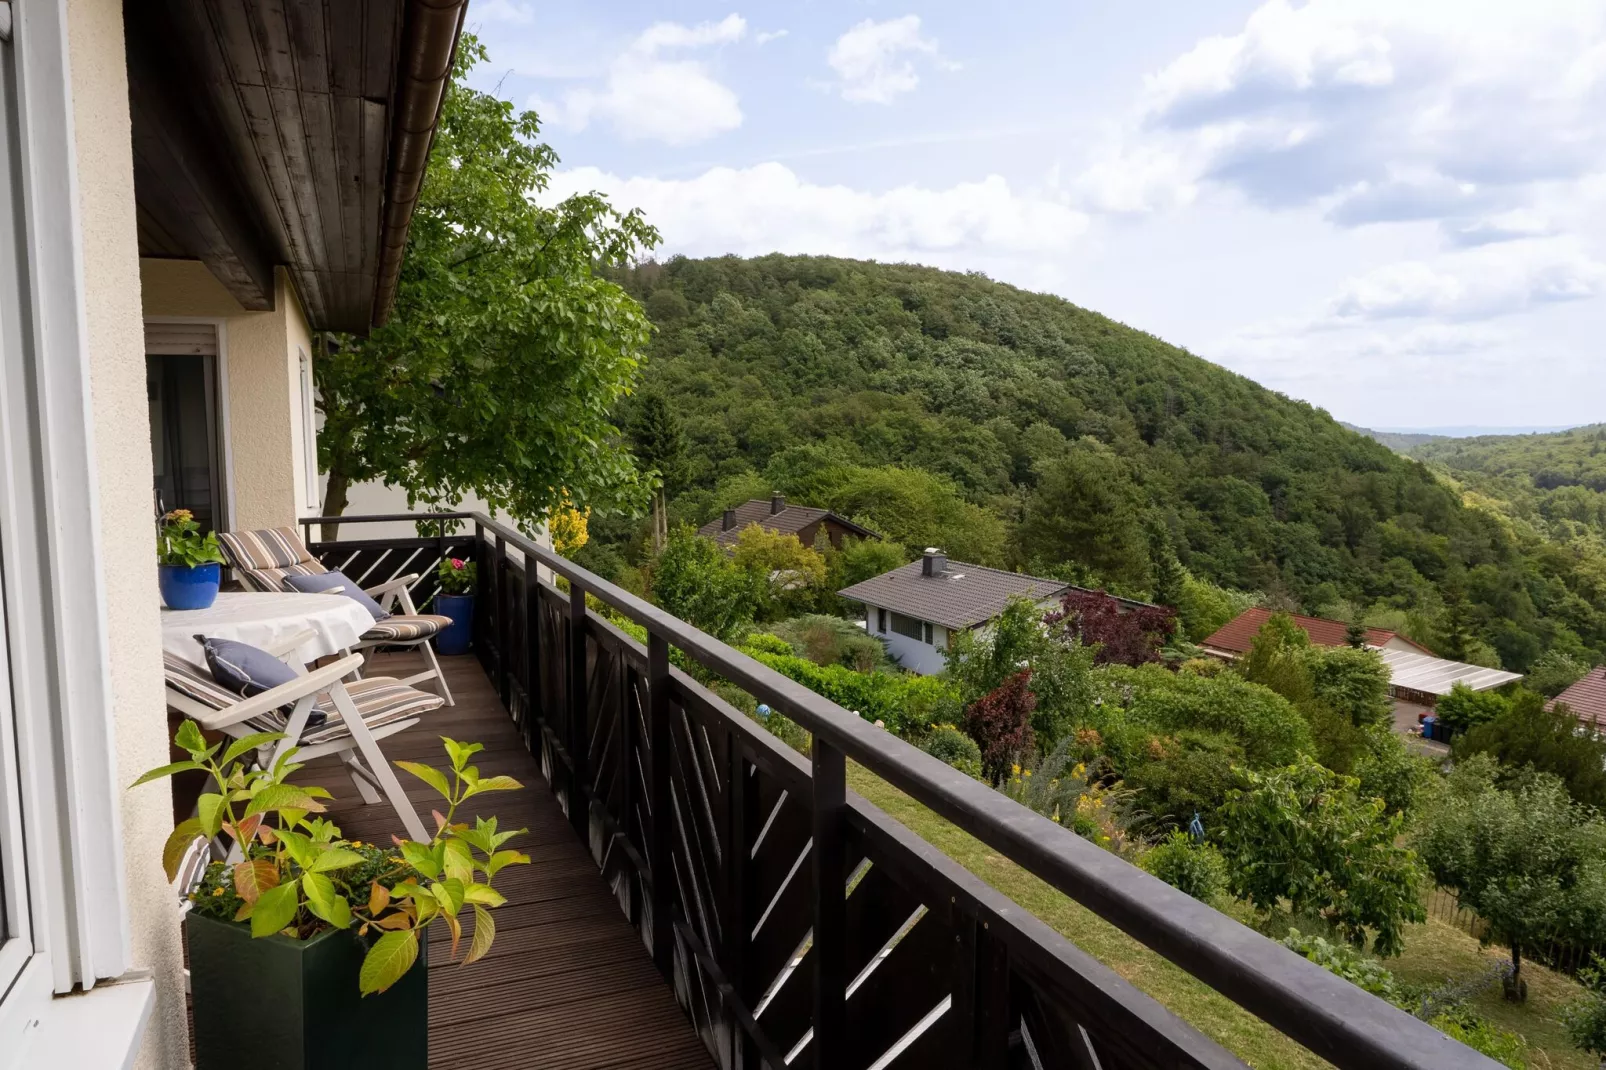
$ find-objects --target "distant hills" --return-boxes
[1343,422,1588,456]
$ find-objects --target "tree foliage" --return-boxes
[1454,691,1606,808]
[648,528,758,641]
[316,36,658,532]
[1416,756,1606,1000]
[966,670,1037,783]
[1044,589,1176,667]
[1215,755,1426,956]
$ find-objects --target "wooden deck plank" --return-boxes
[295,653,715,1070]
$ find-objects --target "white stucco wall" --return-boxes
[140,259,315,531]
[67,0,189,1065]
[863,602,951,675]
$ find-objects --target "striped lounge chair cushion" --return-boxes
[218,527,328,592]
[163,653,443,745]
[361,614,451,642]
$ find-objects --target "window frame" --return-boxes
[297,346,319,510]
[889,611,925,642]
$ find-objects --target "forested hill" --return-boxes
[606,254,1606,671]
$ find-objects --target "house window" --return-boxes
[922,621,934,645]
[298,348,319,509]
[890,612,925,641]
[877,608,887,633]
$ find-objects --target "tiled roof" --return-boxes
[1201,606,1430,656]
[696,500,877,548]
[1550,666,1606,729]
[837,560,1069,631]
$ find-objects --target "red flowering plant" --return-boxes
[1044,589,1176,667]
[437,556,477,596]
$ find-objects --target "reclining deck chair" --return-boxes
[163,634,440,843]
[217,526,454,705]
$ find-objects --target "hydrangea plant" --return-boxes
[134,723,528,994]
[157,508,225,568]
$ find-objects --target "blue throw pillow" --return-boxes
[197,636,326,728]
[284,570,390,621]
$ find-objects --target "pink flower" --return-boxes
[450,558,465,569]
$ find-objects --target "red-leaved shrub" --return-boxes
[1045,589,1176,667]
[965,670,1036,783]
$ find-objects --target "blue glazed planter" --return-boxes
[435,593,474,656]
[159,562,221,610]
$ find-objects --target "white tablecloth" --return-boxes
[160,591,375,667]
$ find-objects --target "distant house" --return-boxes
[1199,607,1434,660]
[1549,666,1606,731]
[837,550,1158,675]
[1201,607,1522,731]
[697,494,879,551]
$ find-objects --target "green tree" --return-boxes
[1527,649,1590,698]
[1175,572,1258,643]
[1237,614,1367,772]
[1417,756,1606,1000]
[1435,682,1511,734]
[1216,755,1426,956]
[630,391,686,553]
[1017,439,1151,590]
[316,36,658,536]
[1563,954,1606,1066]
[1307,646,1394,729]
[828,536,908,596]
[1345,617,1368,649]
[731,524,827,621]
[648,528,758,641]
[1147,518,1186,609]
[1454,692,1606,808]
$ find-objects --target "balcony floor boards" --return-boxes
[291,652,714,1070]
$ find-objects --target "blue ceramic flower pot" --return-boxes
[434,593,474,656]
[159,562,221,610]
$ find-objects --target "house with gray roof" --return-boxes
[837,551,1069,674]
[698,494,880,550]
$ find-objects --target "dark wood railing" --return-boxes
[303,512,1497,1070]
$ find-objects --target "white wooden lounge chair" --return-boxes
[216,526,455,705]
[162,633,438,843]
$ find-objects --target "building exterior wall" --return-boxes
[68,0,189,1065]
[140,259,314,531]
[863,602,950,675]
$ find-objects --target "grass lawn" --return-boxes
[847,762,1590,1070]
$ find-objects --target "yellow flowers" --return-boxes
[1011,763,1021,776]
[211,886,225,896]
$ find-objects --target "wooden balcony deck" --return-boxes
[298,652,714,1070]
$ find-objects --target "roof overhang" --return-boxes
[126,0,466,334]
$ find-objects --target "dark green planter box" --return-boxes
[187,912,427,1070]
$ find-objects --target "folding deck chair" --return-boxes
[217,526,455,705]
[163,632,440,843]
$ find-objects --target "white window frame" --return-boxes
[298,345,319,510]
[143,315,236,531]
[0,1,145,1061]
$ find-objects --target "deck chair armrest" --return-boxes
[190,653,365,731]
[363,574,419,598]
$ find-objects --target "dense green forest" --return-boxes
[579,254,1605,673]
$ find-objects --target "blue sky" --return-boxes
[464,0,1606,429]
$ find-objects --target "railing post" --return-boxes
[648,631,674,978]
[953,916,1010,1070]
[495,535,510,709]
[568,582,590,837]
[811,738,848,1067]
[723,737,749,1065]
[524,554,541,741]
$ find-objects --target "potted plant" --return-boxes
[157,508,226,610]
[134,724,527,1070]
[434,556,476,656]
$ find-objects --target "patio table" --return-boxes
[160,591,374,667]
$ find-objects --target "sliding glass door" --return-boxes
[146,325,225,530]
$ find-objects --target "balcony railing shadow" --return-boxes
[302,511,1498,1070]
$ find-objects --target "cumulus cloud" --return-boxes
[538,15,746,145]
[756,29,788,45]
[1329,241,1606,321]
[1079,0,1606,232]
[827,16,950,104]
[545,163,1088,263]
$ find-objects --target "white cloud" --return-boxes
[827,16,949,104]
[1079,0,1606,230]
[756,30,788,46]
[545,163,1088,263]
[538,15,746,145]
[1329,241,1606,321]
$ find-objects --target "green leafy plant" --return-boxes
[1280,928,1401,1002]
[437,556,476,596]
[1215,755,1425,956]
[1429,1008,1528,1069]
[1563,954,1606,1065]
[1141,830,1227,902]
[134,723,529,995]
[157,509,225,568]
[922,723,983,779]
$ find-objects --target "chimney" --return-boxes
[921,548,947,577]
[770,493,785,515]
[722,508,736,531]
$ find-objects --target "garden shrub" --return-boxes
[1097,663,1313,768]
[1122,730,1243,827]
[740,646,958,738]
[1140,830,1226,902]
[1280,928,1401,1002]
[768,614,888,670]
[742,632,795,657]
[922,724,982,779]
[1435,682,1511,734]
[966,670,1036,782]
[1429,1009,1527,1069]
